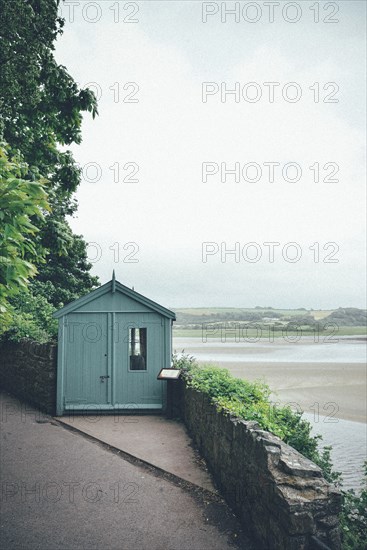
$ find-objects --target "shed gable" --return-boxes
[75,291,153,313]
[53,274,176,320]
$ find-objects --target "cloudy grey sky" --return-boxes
[55,0,366,309]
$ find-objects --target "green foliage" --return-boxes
[5,287,58,343]
[32,222,99,309]
[0,0,97,206]
[0,143,50,319]
[1,310,48,343]
[314,445,344,486]
[340,463,367,550]
[173,307,367,337]
[0,0,100,335]
[324,308,367,328]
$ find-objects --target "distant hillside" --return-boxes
[323,308,367,327]
[174,307,329,326]
[173,307,367,328]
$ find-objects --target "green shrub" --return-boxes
[340,464,367,550]
[2,288,57,343]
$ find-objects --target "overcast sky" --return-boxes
[55,0,366,309]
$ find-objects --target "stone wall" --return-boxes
[179,383,341,550]
[0,340,57,415]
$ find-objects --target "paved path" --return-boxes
[0,393,252,550]
[57,414,215,492]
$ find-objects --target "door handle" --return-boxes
[100,375,110,382]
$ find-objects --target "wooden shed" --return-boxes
[53,272,176,416]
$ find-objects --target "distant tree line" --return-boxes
[175,308,367,328]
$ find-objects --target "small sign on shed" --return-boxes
[53,272,176,416]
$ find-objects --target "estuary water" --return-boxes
[173,336,366,364]
[173,336,367,491]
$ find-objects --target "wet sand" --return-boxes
[209,361,366,423]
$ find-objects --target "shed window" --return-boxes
[129,328,147,370]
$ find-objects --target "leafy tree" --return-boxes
[0,0,100,333]
[0,143,50,326]
[30,226,99,309]
[0,0,97,209]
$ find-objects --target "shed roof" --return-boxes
[53,273,176,320]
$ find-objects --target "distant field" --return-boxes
[173,327,367,338]
[175,307,332,317]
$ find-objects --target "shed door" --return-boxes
[64,313,109,407]
[114,315,164,409]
